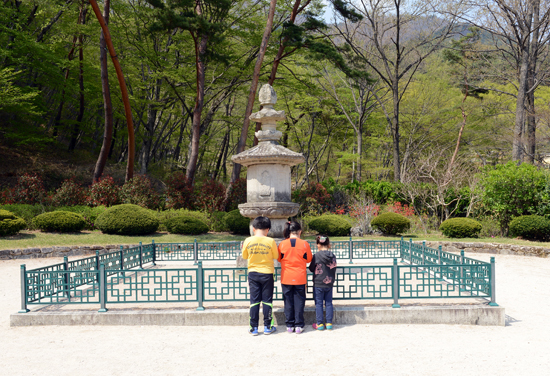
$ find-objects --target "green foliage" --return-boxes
[209,211,230,232]
[95,204,159,235]
[370,213,410,235]
[308,214,352,236]
[0,210,26,236]
[0,68,39,113]
[224,209,250,235]
[508,215,550,241]
[477,217,501,238]
[120,175,162,210]
[0,204,47,229]
[33,211,86,233]
[165,215,209,235]
[439,218,482,238]
[54,206,107,231]
[88,177,121,207]
[478,162,549,232]
[156,209,210,231]
[52,179,88,207]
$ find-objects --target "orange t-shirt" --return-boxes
[278,238,312,285]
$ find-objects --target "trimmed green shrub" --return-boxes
[165,216,209,235]
[33,211,86,233]
[308,214,352,236]
[95,204,159,235]
[0,204,46,228]
[157,209,210,232]
[0,210,27,236]
[439,217,482,238]
[509,215,550,241]
[370,212,410,235]
[224,209,250,235]
[209,211,230,232]
[55,205,107,231]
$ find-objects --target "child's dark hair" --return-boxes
[316,235,330,247]
[252,216,271,230]
[283,221,301,239]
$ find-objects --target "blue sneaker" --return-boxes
[249,327,259,336]
[264,326,277,335]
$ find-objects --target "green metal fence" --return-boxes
[18,238,497,313]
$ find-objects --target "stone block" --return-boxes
[0,250,12,257]
[21,248,40,255]
[41,247,54,254]
[54,247,71,253]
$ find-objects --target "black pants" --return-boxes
[282,284,306,328]
[248,272,274,328]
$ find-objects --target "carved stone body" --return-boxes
[231,84,305,237]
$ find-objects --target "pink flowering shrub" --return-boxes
[120,175,162,210]
[52,178,88,206]
[88,177,121,207]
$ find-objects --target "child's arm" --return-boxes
[305,242,313,263]
[308,254,316,272]
[241,239,249,259]
[271,239,278,261]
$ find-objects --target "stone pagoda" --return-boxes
[232,84,305,238]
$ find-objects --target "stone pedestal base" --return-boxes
[248,218,287,238]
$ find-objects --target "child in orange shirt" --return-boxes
[278,221,312,334]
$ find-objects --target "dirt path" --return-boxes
[1,253,549,376]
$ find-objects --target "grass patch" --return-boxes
[1,231,549,250]
[0,231,246,249]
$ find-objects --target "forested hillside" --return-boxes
[2,0,550,235]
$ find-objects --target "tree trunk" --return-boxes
[512,4,533,162]
[69,6,86,152]
[93,0,113,183]
[186,33,208,186]
[525,0,540,164]
[392,81,401,181]
[89,0,135,181]
[227,0,278,202]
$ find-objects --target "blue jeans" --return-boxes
[314,286,333,325]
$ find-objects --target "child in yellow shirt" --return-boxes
[242,216,279,335]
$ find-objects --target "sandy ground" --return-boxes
[1,253,549,376]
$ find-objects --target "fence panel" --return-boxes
[198,241,242,261]
[25,270,99,304]
[333,266,393,300]
[106,268,198,303]
[398,264,490,299]
[155,243,195,261]
[352,240,401,259]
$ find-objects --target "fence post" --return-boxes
[119,245,125,276]
[422,241,426,266]
[196,261,205,311]
[392,258,400,308]
[489,257,498,306]
[19,264,29,313]
[95,250,100,282]
[400,236,404,261]
[409,238,413,264]
[98,263,108,312]
[63,256,70,299]
[194,239,198,265]
[152,239,156,265]
[460,250,464,292]
[349,236,353,264]
[139,241,143,269]
[437,246,443,281]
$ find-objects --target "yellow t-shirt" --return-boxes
[242,235,278,274]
